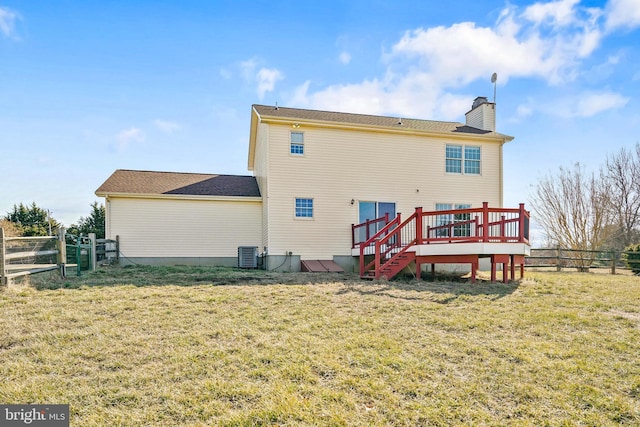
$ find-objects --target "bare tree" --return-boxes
[531,163,612,269]
[604,143,640,250]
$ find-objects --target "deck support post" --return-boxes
[491,254,510,283]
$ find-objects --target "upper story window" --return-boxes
[464,146,481,174]
[295,198,313,218]
[445,145,462,173]
[290,132,304,155]
[446,144,481,175]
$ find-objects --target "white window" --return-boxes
[290,132,304,155]
[436,203,471,237]
[446,144,480,175]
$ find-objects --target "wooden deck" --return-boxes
[352,203,531,281]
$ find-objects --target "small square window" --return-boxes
[290,132,304,155]
[295,198,313,218]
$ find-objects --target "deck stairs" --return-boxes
[361,250,415,279]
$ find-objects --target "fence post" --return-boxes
[116,235,120,264]
[0,228,6,286]
[76,238,82,277]
[89,233,96,271]
[611,251,617,275]
[58,227,67,278]
[556,245,562,271]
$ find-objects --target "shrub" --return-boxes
[623,244,640,273]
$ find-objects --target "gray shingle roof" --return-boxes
[96,170,260,197]
[252,104,510,138]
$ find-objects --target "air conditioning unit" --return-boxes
[238,246,258,269]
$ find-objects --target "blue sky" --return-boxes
[1,0,639,229]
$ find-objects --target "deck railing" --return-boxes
[351,213,392,247]
[354,203,530,278]
[353,202,530,249]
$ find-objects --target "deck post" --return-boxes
[519,203,526,242]
[482,202,489,242]
[510,254,516,280]
[351,223,355,248]
[374,240,381,279]
[415,207,423,245]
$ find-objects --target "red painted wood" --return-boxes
[355,203,530,280]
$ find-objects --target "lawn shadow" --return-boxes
[335,273,522,303]
[25,265,522,301]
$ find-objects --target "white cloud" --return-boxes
[288,1,613,120]
[605,0,640,31]
[115,127,144,151]
[0,6,20,38]
[523,0,581,27]
[256,67,283,100]
[237,59,284,100]
[240,58,258,81]
[514,103,534,121]
[546,91,630,118]
[338,51,351,65]
[153,119,181,133]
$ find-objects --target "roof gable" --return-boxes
[96,170,260,197]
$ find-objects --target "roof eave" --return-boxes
[95,192,262,202]
[257,114,513,142]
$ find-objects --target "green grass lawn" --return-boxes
[1,267,639,426]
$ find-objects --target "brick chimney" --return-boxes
[465,96,495,131]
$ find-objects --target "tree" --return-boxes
[4,202,60,236]
[68,202,105,239]
[0,219,22,237]
[531,163,612,269]
[603,143,640,251]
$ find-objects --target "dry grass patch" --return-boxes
[1,267,639,425]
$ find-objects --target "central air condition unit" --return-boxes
[238,246,258,269]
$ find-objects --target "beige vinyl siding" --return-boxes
[107,197,262,257]
[254,123,270,252]
[262,124,503,259]
[465,105,495,130]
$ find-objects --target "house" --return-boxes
[97,97,529,277]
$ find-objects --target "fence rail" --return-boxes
[1,228,118,285]
[0,228,64,284]
[527,247,640,274]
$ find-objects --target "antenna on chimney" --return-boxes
[491,73,497,104]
